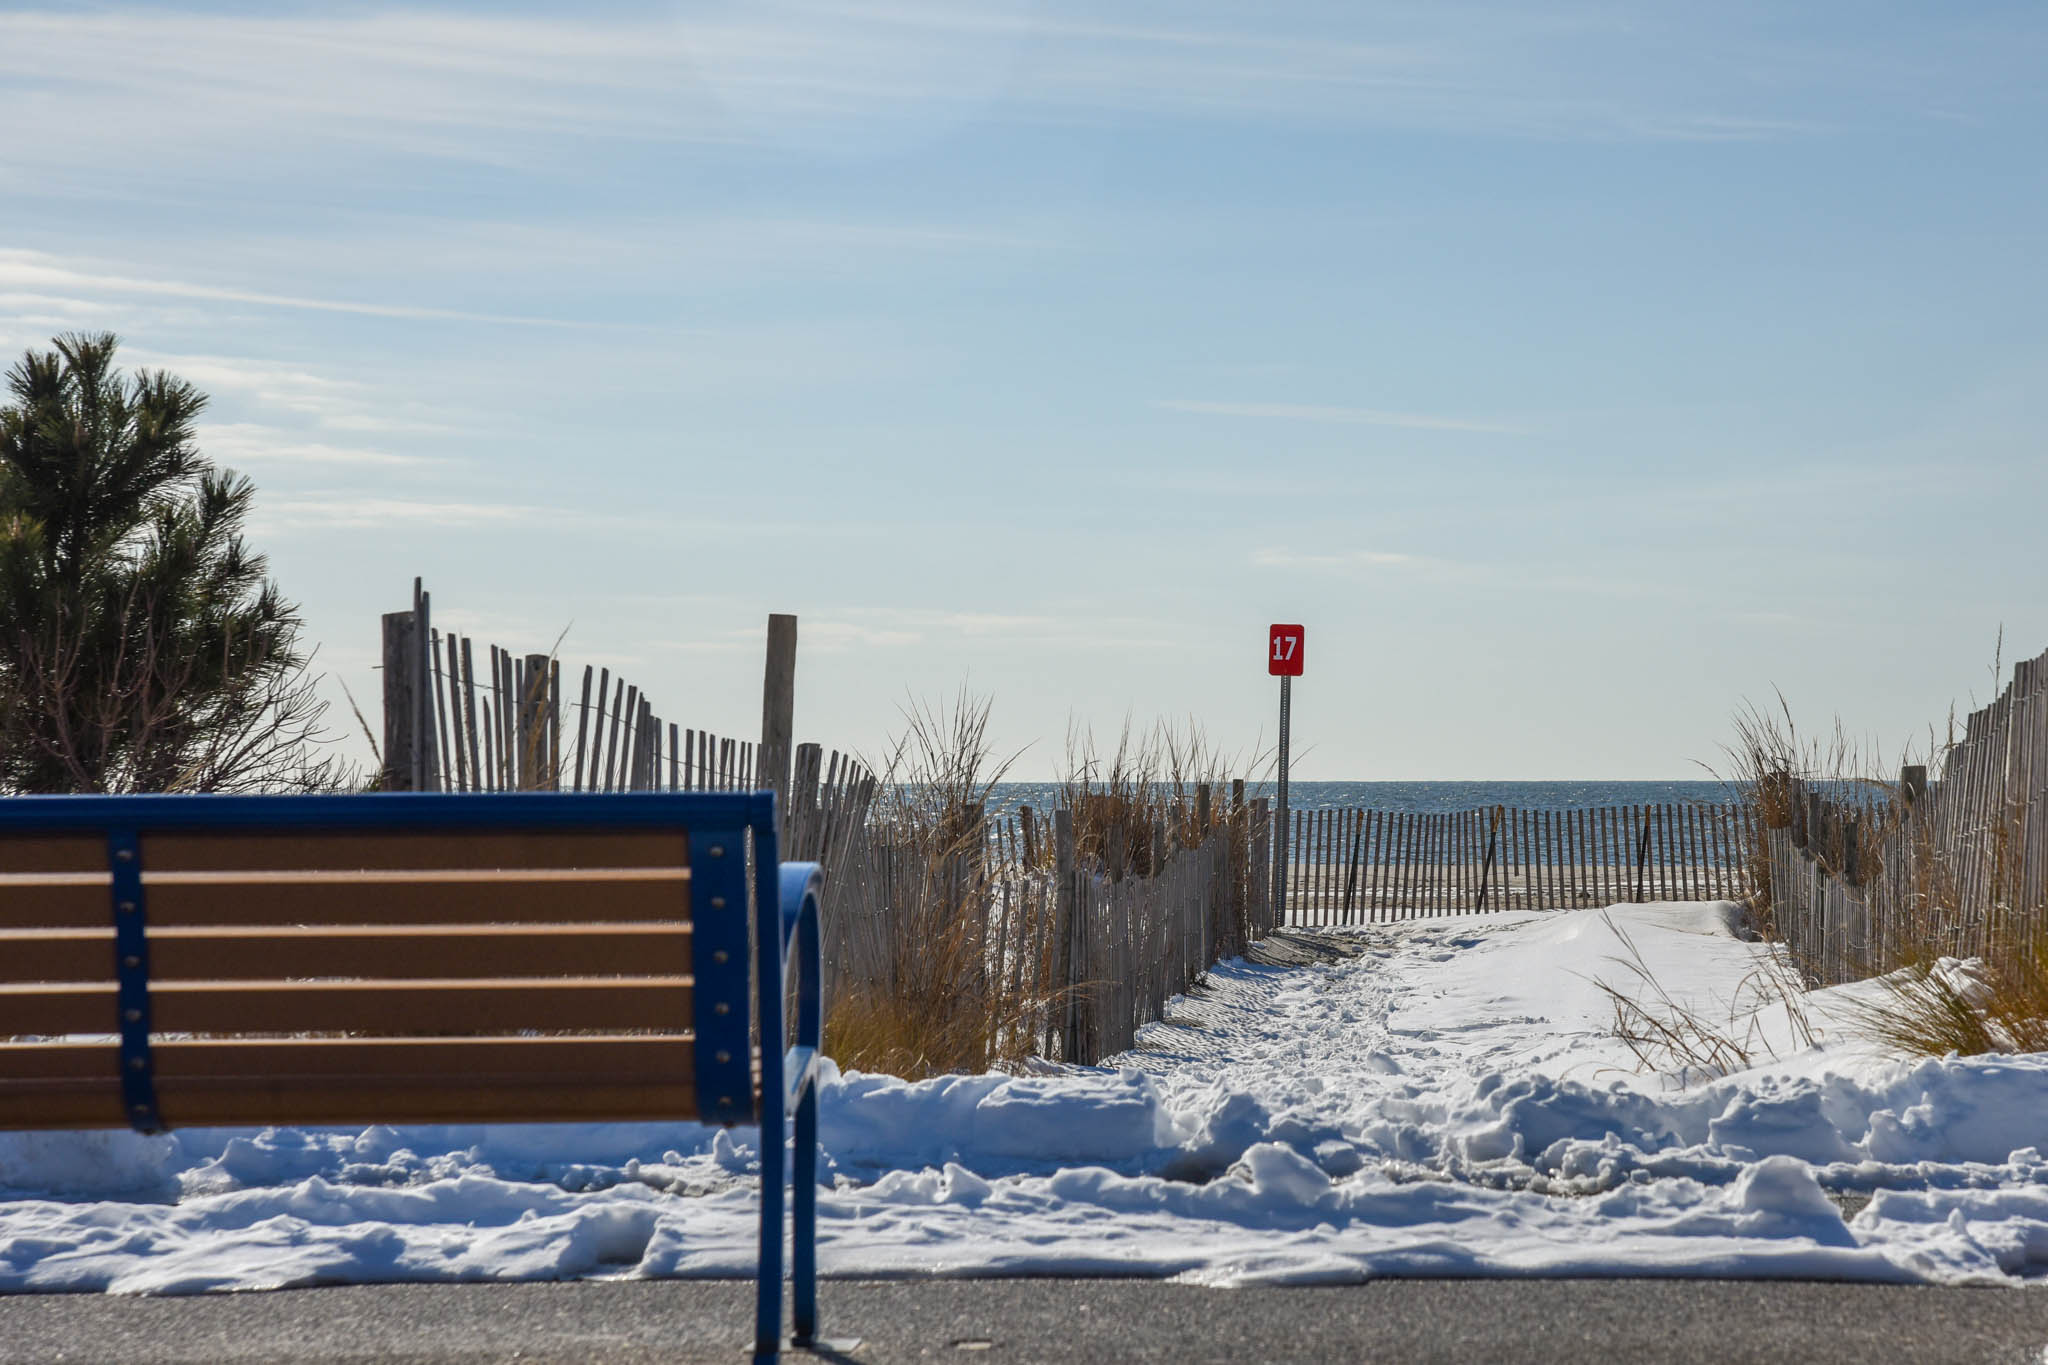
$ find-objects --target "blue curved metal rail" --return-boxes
[777,861,827,1349]
[750,819,829,1356]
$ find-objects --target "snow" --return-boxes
[5,900,2048,1293]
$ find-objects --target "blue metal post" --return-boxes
[787,867,824,1343]
[751,809,785,1359]
[107,830,161,1134]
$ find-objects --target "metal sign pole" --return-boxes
[1272,673,1291,923]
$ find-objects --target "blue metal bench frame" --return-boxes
[0,791,831,1361]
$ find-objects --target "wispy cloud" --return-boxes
[811,605,1177,651]
[120,347,455,436]
[0,0,1905,190]
[1158,399,1521,434]
[0,250,586,329]
[648,621,927,656]
[1719,608,1805,628]
[0,291,128,324]
[806,622,927,651]
[1249,546,1742,601]
[0,321,460,441]
[250,492,889,542]
[645,609,1130,657]
[195,423,432,471]
[252,496,548,532]
[1117,469,1343,498]
[1251,548,1417,570]
[654,639,757,656]
[840,608,1061,636]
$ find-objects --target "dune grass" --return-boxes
[1716,674,2048,1061]
[820,689,1052,1077]
[1843,945,2048,1058]
[821,703,1263,1078]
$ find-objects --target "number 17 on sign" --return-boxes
[1269,625,1304,677]
[1268,625,1304,920]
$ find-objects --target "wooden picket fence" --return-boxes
[376,585,879,867]
[818,793,1274,1067]
[411,623,882,865]
[376,582,795,797]
[1769,643,2048,986]
[1005,799,1273,1063]
[1281,802,1754,923]
[416,625,768,794]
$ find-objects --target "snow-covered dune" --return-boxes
[5,903,2046,1291]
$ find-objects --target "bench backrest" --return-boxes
[0,792,776,1133]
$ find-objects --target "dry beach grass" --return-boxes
[1713,677,2048,1061]
[823,700,1258,1078]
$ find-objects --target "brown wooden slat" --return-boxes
[146,875,689,928]
[3,875,690,930]
[146,867,686,885]
[143,830,690,873]
[0,839,105,874]
[0,923,694,984]
[0,1035,697,1129]
[0,885,107,931]
[0,978,693,1037]
[175,922,694,980]
[3,1033,695,1080]
[0,928,113,982]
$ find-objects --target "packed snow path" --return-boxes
[5,902,2048,1292]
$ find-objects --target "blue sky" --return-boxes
[3,1,2044,780]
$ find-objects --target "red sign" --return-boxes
[1268,624,1305,676]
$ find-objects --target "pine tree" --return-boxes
[0,332,338,792]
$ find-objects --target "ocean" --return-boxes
[982,780,1737,816]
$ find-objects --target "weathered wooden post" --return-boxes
[428,623,452,793]
[547,660,562,791]
[1844,809,1869,975]
[637,697,655,791]
[381,610,416,791]
[1475,805,1503,912]
[416,582,435,789]
[518,652,550,790]
[1898,762,1930,958]
[1634,806,1652,903]
[760,613,798,810]
[380,579,435,790]
[1340,807,1364,922]
[1230,779,1249,949]
[1054,809,1080,1062]
[789,743,824,855]
[1249,798,1271,934]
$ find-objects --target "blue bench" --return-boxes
[0,791,838,1360]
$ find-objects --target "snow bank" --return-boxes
[6,901,2048,1291]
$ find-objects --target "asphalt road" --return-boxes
[5,1278,2047,1364]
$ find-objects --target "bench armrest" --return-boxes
[776,861,824,1057]
[777,863,823,952]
